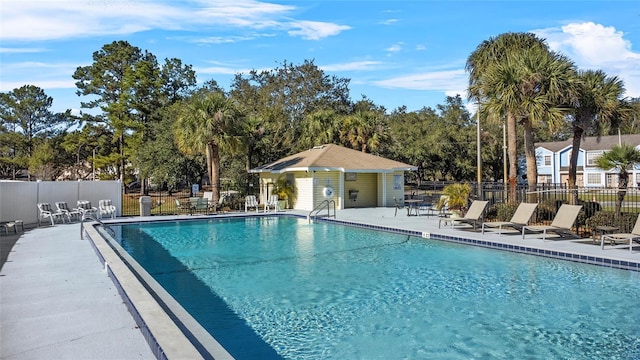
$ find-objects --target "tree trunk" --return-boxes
[507,113,518,204]
[568,127,583,205]
[615,171,628,222]
[523,121,538,204]
[208,142,221,204]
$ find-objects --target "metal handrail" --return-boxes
[80,212,114,240]
[308,200,336,223]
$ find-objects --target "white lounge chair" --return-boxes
[482,202,538,235]
[601,213,640,252]
[245,195,259,213]
[521,204,582,240]
[264,194,280,212]
[37,203,66,226]
[55,201,82,223]
[98,199,116,219]
[439,200,488,229]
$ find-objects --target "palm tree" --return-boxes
[174,90,241,204]
[568,70,625,195]
[340,110,388,153]
[595,144,640,220]
[467,32,550,202]
[299,109,341,150]
[468,32,576,203]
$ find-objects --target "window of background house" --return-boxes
[587,173,601,185]
[586,152,602,166]
[544,155,551,166]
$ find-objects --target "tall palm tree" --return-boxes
[512,48,577,202]
[595,144,640,220]
[174,90,241,204]
[467,32,550,202]
[568,70,625,194]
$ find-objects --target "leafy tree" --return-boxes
[73,40,162,180]
[28,141,56,180]
[619,98,640,134]
[567,70,625,195]
[388,96,476,182]
[230,60,352,161]
[0,85,68,179]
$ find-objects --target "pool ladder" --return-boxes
[308,200,336,223]
[80,212,114,240]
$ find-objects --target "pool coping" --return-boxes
[86,211,640,359]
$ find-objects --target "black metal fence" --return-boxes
[122,188,245,216]
[407,181,640,236]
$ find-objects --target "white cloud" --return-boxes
[373,69,467,92]
[1,79,76,92]
[321,61,382,72]
[386,43,403,53]
[534,22,640,98]
[0,0,348,42]
[380,19,398,25]
[415,44,426,51]
[0,47,47,54]
[287,21,351,40]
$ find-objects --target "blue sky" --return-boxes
[2,0,639,115]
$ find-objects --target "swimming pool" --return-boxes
[113,216,640,359]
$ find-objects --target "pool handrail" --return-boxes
[308,200,336,223]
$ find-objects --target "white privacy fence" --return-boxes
[0,180,122,224]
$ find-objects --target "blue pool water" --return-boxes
[115,217,640,359]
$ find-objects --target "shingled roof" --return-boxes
[536,134,640,152]
[250,144,417,173]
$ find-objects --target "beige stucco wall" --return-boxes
[379,172,405,206]
[344,173,377,208]
[258,170,406,211]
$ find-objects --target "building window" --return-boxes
[544,155,551,166]
[606,173,618,187]
[393,175,402,190]
[586,152,602,166]
[537,175,552,184]
[586,173,601,185]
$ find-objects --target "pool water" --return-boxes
[115,217,640,359]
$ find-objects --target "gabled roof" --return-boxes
[249,144,417,173]
[536,134,640,152]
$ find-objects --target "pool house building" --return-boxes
[249,144,417,211]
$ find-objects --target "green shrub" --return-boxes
[485,203,519,222]
[586,212,640,232]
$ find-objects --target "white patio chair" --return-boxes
[245,195,259,213]
[37,203,66,226]
[98,199,117,219]
[55,201,82,223]
[264,194,280,212]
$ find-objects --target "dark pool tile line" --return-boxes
[307,216,640,272]
[106,264,168,360]
[429,233,640,272]
[317,217,422,237]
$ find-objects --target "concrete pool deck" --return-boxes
[1,208,639,359]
